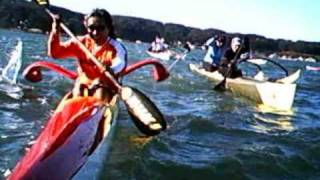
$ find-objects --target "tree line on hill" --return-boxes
[0,0,319,61]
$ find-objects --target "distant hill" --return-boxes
[0,0,319,61]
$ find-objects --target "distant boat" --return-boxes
[146,50,172,61]
[27,28,43,33]
[189,63,300,110]
[306,65,320,71]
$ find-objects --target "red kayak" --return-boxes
[8,93,119,180]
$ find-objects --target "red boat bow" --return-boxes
[8,96,107,180]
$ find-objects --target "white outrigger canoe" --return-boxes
[306,65,320,71]
[247,58,267,65]
[146,50,172,61]
[189,63,301,110]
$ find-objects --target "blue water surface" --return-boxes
[0,29,320,180]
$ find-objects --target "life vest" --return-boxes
[78,36,117,80]
[49,33,127,85]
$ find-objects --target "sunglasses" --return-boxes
[87,25,106,32]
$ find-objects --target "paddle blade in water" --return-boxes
[121,86,166,136]
[214,78,227,91]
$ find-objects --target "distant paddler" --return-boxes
[146,36,173,61]
[218,37,250,78]
[148,35,169,53]
[202,35,226,72]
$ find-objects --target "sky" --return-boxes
[47,0,320,42]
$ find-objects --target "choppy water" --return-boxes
[0,29,320,180]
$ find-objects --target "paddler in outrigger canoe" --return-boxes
[8,1,169,179]
[217,36,250,79]
[146,36,173,61]
[48,8,126,103]
[190,36,301,110]
[202,35,227,72]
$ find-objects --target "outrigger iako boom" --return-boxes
[23,59,170,135]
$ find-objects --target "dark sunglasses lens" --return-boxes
[88,25,106,31]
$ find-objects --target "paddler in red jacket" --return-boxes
[48,8,127,102]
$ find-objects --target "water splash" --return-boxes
[1,39,23,84]
[0,39,24,99]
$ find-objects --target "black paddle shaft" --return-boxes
[214,41,244,91]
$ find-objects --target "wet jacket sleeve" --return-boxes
[48,29,79,59]
[205,37,215,46]
[219,49,234,67]
[109,39,127,74]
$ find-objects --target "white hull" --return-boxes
[189,64,299,110]
[73,96,119,180]
[146,50,172,61]
[306,65,320,71]
[247,58,267,65]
